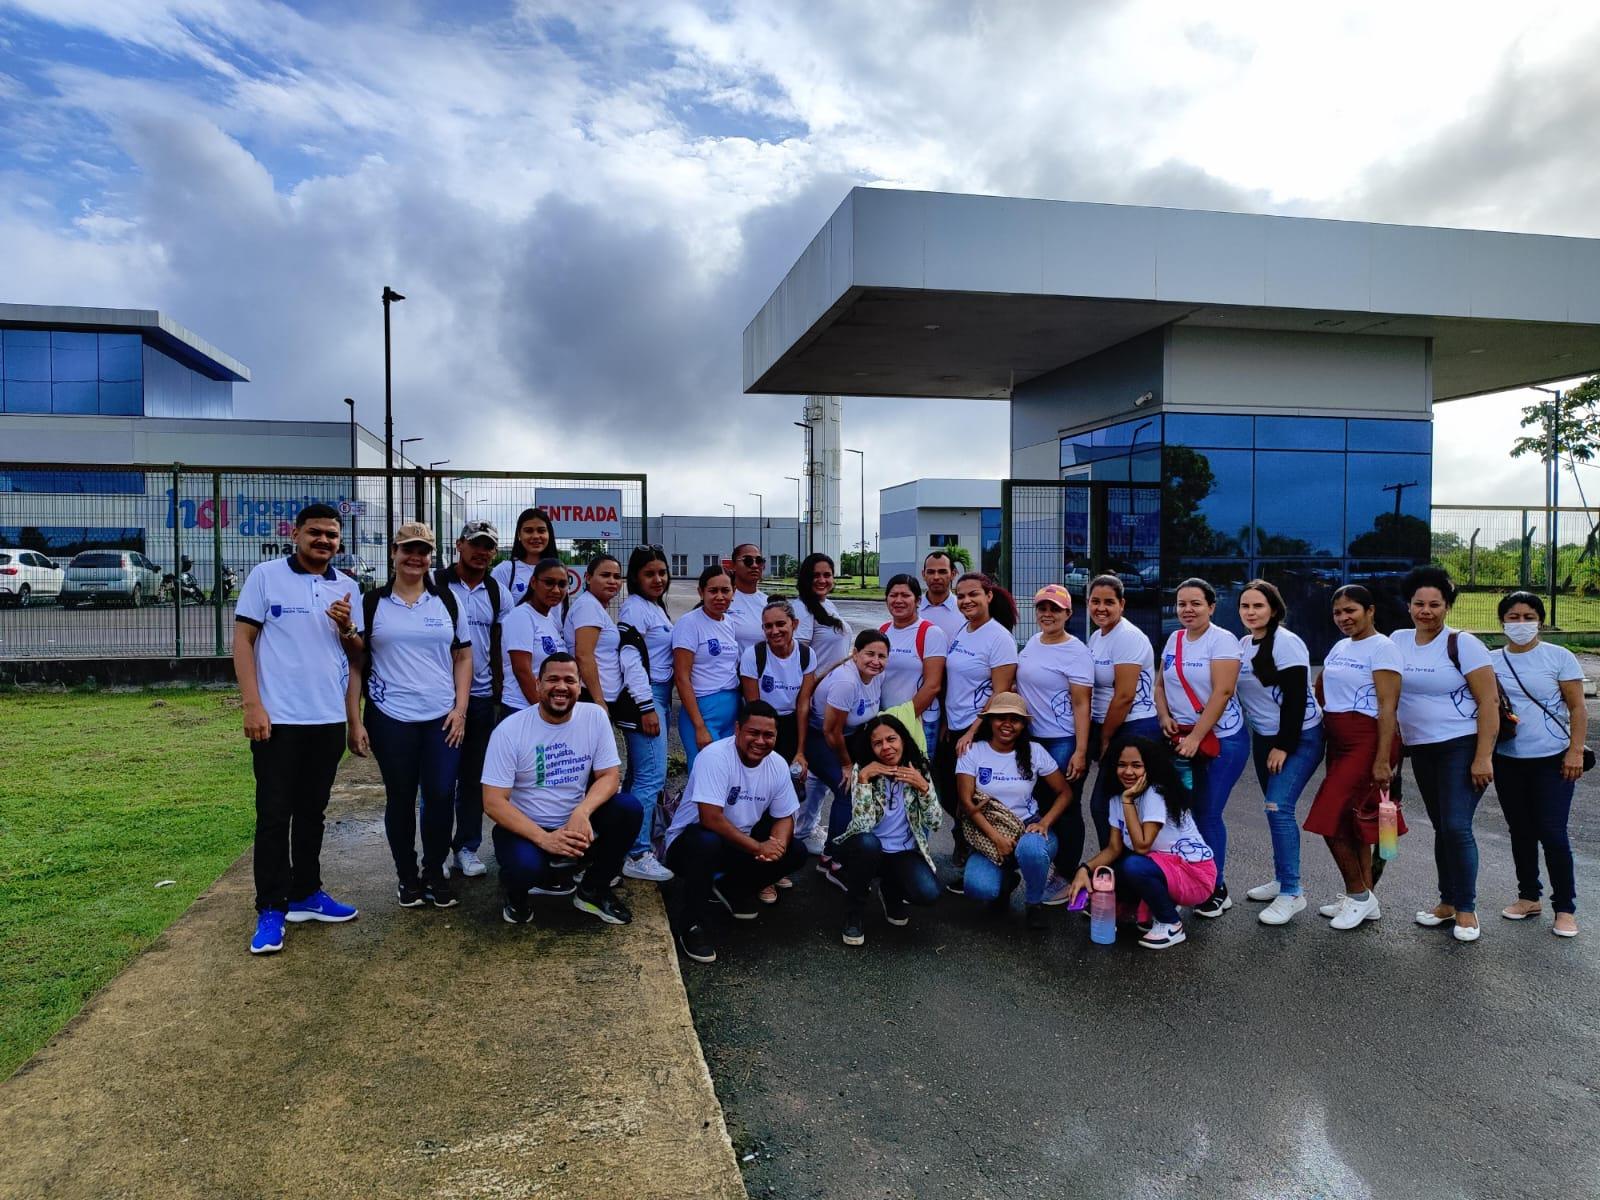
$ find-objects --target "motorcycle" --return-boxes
[159,557,206,605]
[213,564,239,602]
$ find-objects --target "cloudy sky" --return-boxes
[5,0,1600,539]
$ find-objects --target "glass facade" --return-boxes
[0,470,146,495]
[980,506,1002,573]
[0,526,146,557]
[0,328,233,418]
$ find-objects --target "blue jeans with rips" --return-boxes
[1250,723,1326,897]
[1184,728,1251,891]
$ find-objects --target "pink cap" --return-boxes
[1033,584,1073,610]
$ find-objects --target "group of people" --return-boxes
[233,503,1587,961]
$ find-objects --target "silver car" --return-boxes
[60,550,164,608]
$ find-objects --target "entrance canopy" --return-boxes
[743,189,1600,402]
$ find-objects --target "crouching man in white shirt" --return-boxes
[482,652,642,927]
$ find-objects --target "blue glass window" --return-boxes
[981,506,1002,574]
[51,381,100,413]
[2,381,50,412]
[1346,452,1430,557]
[3,331,50,380]
[98,334,143,382]
[1254,451,1344,556]
[1091,416,1163,447]
[98,381,142,415]
[0,470,146,494]
[1255,560,1343,661]
[1165,413,1253,448]
[51,331,98,383]
[0,527,146,556]
[1164,447,1251,556]
[1348,419,1431,453]
[1254,416,1346,451]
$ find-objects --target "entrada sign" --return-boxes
[534,487,623,538]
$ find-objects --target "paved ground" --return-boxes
[0,754,746,1200]
[684,697,1600,1200]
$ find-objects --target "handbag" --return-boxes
[1500,650,1596,772]
[961,789,1026,865]
[1446,633,1518,744]
[1171,633,1222,759]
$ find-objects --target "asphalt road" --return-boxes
[682,691,1600,1200]
[0,597,236,658]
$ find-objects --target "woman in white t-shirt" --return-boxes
[1392,566,1501,942]
[806,630,889,880]
[794,553,854,675]
[500,558,569,713]
[671,564,742,771]
[564,554,651,721]
[617,546,676,883]
[1306,584,1404,930]
[1491,590,1585,938]
[955,691,1071,926]
[1233,579,1325,926]
[489,506,554,604]
[1084,574,1159,855]
[1066,736,1215,951]
[1153,576,1251,919]
[878,574,948,752]
[1016,584,1093,903]
[739,599,817,769]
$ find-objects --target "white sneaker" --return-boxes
[622,850,674,883]
[1318,894,1347,918]
[1258,893,1307,926]
[1329,892,1381,930]
[454,847,487,878]
[803,827,828,856]
[1246,881,1280,902]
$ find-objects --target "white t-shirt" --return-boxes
[1493,642,1584,759]
[726,588,769,657]
[945,619,1020,731]
[562,591,623,702]
[490,558,540,605]
[501,604,566,712]
[235,556,363,726]
[918,593,966,643]
[1087,619,1156,724]
[443,570,513,699]
[738,642,812,716]
[366,588,471,722]
[1160,625,1246,737]
[812,663,884,730]
[1321,634,1403,719]
[870,778,915,854]
[796,599,853,670]
[671,608,741,696]
[619,594,675,684]
[663,736,799,850]
[1017,634,1095,739]
[956,738,1060,821]
[879,619,950,721]
[1391,628,1494,746]
[1108,787,1213,863]
[1236,629,1323,737]
[481,703,621,827]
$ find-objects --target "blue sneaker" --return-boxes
[286,890,359,923]
[251,910,286,954]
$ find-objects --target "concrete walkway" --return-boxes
[0,759,746,1200]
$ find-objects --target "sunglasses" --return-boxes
[738,555,766,567]
[635,543,664,553]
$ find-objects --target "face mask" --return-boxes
[1502,621,1540,646]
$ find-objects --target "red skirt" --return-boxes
[1304,710,1406,843]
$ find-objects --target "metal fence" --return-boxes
[0,463,646,659]
[1432,503,1600,632]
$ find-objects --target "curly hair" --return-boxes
[853,712,931,776]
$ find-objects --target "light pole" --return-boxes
[749,492,764,563]
[343,396,357,554]
[846,447,865,588]
[784,475,802,576]
[381,285,405,546]
[428,460,450,470]
[399,438,422,524]
[794,420,814,556]
[1531,385,1563,627]
[722,502,735,558]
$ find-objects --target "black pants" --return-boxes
[453,695,500,852]
[835,833,942,907]
[932,722,972,855]
[251,722,346,912]
[665,816,810,928]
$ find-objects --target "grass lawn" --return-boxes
[0,689,255,1079]
[1452,591,1600,635]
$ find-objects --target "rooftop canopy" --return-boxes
[0,303,251,382]
[743,188,1600,402]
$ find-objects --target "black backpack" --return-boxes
[754,641,812,677]
[435,566,505,703]
[360,577,463,700]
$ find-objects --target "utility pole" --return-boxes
[749,492,764,563]
[784,475,801,577]
[846,447,865,588]
[381,286,405,547]
[793,420,814,556]
[1531,386,1563,627]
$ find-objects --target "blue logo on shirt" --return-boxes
[761,674,775,693]
[977,766,993,785]
[541,636,557,654]
[856,698,867,716]
[708,637,723,657]
[725,785,741,805]
[269,604,282,619]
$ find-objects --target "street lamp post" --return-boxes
[381,286,405,547]
[749,492,763,563]
[846,447,865,588]
[398,438,422,524]
[722,503,735,558]
[1531,385,1564,627]
[784,475,801,577]
[343,396,357,554]
[794,420,814,556]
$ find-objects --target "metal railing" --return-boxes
[1432,503,1600,633]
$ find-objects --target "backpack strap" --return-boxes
[360,584,390,699]
[483,574,505,704]
[755,641,769,676]
[915,619,932,658]
[800,643,812,672]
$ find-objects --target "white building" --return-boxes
[878,478,1002,581]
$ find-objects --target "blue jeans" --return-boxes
[800,724,852,847]
[1410,734,1486,913]
[451,694,500,852]
[491,792,643,903]
[366,702,463,884]
[680,687,739,773]
[1185,729,1251,891]
[963,827,1058,905]
[623,680,673,857]
[1036,734,1086,877]
[1493,752,1577,914]
[1250,724,1325,896]
[835,833,941,907]
[1115,850,1181,925]
[1088,716,1163,849]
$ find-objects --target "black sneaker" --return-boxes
[573,884,632,925]
[713,883,759,920]
[502,898,534,924]
[679,924,716,963]
[1025,903,1048,930]
[842,911,866,947]
[1194,885,1233,919]
[880,891,910,927]
[528,879,577,897]
[396,880,427,908]
[425,876,458,909]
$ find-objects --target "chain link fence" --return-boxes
[1432,503,1600,633]
[0,463,646,659]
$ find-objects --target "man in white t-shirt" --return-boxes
[663,700,809,964]
[918,551,965,643]
[725,542,770,656]
[483,653,643,927]
[232,503,365,955]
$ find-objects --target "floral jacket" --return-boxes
[835,765,942,870]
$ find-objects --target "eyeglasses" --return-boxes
[738,555,766,567]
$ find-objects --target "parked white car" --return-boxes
[60,550,164,608]
[0,549,65,606]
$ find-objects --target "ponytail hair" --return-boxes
[956,571,1018,631]
[797,554,844,632]
[1241,578,1288,684]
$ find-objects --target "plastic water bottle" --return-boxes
[790,759,805,781]
[1377,793,1398,861]
[1089,866,1117,945]
[1171,752,1194,792]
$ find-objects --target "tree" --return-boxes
[1510,375,1600,466]
[947,546,973,571]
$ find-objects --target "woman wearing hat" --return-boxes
[1016,584,1093,903]
[955,691,1072,928]
[347,522,474,910]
